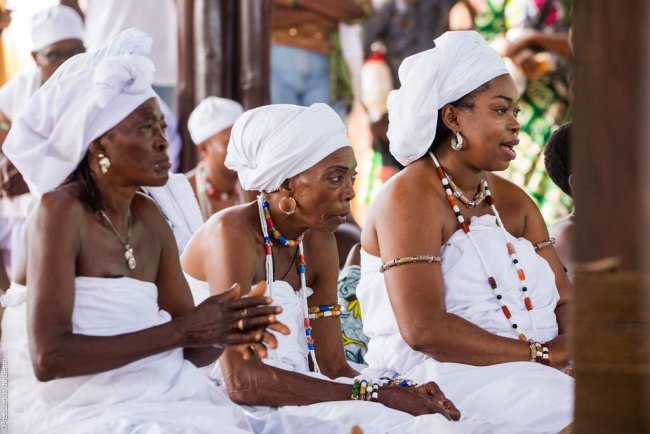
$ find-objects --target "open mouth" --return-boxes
[500,140,519,160]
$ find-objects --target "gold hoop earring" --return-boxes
[98,153,111,174]
[278,196,297,215]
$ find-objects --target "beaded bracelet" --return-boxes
[351,379,380,402]
[534,238,556,251]
[378,376,417,388]
[529,340,551,365]
[379,255,442,273]
[307,303,341,320]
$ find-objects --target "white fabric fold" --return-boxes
[387,31,509,166]
[225,103,350,192]
[143,174,203,253]
[3,28,157,197]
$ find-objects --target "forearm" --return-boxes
[527,31,571,57]
[406,312,531,365]
[221,349,354,406]
[554,298,570,335]
[32,320,185,381]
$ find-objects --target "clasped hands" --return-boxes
[177,281,290,360]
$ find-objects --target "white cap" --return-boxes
[31,5,84,52]
[188,97,244,145]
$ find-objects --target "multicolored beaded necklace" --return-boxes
[429,152,539,341]
[257,196,321,373]
[196,164,244,220]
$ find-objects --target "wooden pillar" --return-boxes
[176,0,197,172]
[176,0,270,172]
[237,0,271,109]
[572,0,650,431]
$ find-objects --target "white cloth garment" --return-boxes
[30,4,84,51]
[143,174,204,253]
[387,31,509,166]
[188,96,244,145]
[357,215,574,433]
[84,0,178,87]
[0,278,254,433]
[225,103,351,192]
[3,29,158,197]
[185,274,493,434]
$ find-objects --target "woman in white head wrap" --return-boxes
[178,103,511,434]
[356,31,574,432]
[0,29,285,433]
[187,96,246,219]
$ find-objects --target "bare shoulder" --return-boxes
[34,186,86,228]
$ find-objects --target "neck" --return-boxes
[92,173,138,225]
[434,146,486,192]
[202,162,238,196]
[262,194,309,241]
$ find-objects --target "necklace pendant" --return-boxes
[124,245,137,270]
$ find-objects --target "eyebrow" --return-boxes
[492,95,519,104]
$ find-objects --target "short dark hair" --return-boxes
[544,122,572,197]
[427,82,492,154]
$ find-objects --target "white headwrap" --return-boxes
[188,97,244,145]
[3,29,157,197]
[225,103,350,192]
[387,31,509,166]
[30,5,85,52]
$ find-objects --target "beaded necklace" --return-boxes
[257,196,321,373]
[196,164,244,220]
[446,175,488,208]
[429,152,538,341]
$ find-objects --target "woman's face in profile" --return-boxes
[100,98,171,187]
[290,146,357,233]
[455,74,521,172]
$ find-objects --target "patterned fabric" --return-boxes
[476,0,573,224]
[337,265,369,364]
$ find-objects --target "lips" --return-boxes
[154,157,172,170]
[500,139,520,160]
[329,211,350,224]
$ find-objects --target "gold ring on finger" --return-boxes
[237,318,245,331]
[249,344,256,353]
[240,308,247,318]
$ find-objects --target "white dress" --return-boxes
[0,277,253,433]
[187,273,494,434]
[356,215,574,433]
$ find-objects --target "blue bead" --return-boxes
[298,265,306,273]
[305,329,312,336]
[307,343,314,350]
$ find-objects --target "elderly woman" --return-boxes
[0,30,285,433]
[180,103,506,433]
[356,31,573,432]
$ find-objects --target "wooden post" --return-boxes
[176,0,197,172]
[237,0,271,109]
[572,0,650,431]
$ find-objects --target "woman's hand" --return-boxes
[175,282,289,357]
[382,382,461,421]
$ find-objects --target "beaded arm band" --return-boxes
[534,238,556,252]
[307,303,341,320]
[379,255,442,273]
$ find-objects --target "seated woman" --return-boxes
[180,103,499,433]
[0,30,285,433]
[356,31,574,433]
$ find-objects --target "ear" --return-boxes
[441,104,460,132]
[197,142,209,159]
[88,135,108,159]
[568,173,575,196]
[279,178,295,196]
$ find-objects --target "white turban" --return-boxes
[3,29,157,197]
[387,30,509,166]
[30,5,85,52]
[188,97,244,145]
[225,103,350,192]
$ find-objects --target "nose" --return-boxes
[508,112,521,135]
[153,125,169,152]
[343,177,356,202]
